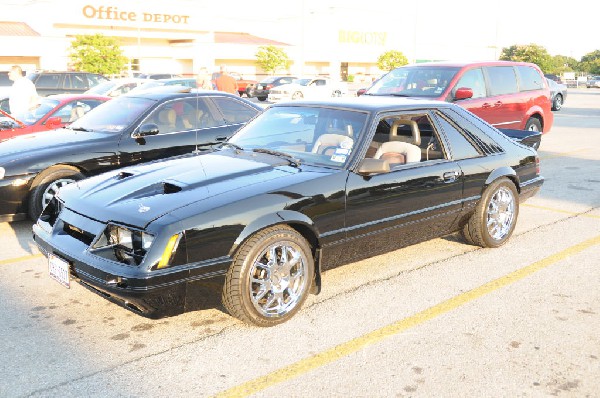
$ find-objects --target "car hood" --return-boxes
[59,151,312,228]
[0,127,114,170]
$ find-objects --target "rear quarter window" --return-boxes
[486,66,518,96]
[211,97,259,125]
[516,66,544,91]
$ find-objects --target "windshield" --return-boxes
[229,106,368,168]
[292,78,312,86]
[69,96,155,133]
[13,98,60,126]
[367,66,460,98]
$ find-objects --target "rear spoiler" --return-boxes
[499,129,541,150]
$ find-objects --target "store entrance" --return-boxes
[340,62,348,81]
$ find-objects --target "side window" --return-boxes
[366,113,447,167]
[441,108,505,155]
[149,100,192,134]
[486,66,518,96]
[211,97,259,125]
[516,66,544,91]
[64,74,86,90]
[36,74,60,89]
[434,111,481,160]
[87,74,105,88]
[454,68,486,98]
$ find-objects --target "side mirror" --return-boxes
[357,158,390,175]
[134,123,159,138]
[45,116,62,128]
[454,87,473,101]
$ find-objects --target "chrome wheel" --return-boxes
[486,186,515,241]
[249,242,308,317]
[41,178,76,210]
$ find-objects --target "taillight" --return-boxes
[535,155,540,175]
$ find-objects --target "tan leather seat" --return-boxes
[374,141,421,164]
[311,133,353,156]
[157,108,177,131]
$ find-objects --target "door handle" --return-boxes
[443,171,459,183]
[494,101,502,107]
[482,103,492,108]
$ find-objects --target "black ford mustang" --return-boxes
[33,97,543,327]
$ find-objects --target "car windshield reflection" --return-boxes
[368,66,460,97]
[229,106,367,168]
[69,96,155,133]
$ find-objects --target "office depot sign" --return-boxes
[82,5,190,24]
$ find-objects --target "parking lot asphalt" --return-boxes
[1,89,599,397]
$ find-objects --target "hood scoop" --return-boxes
[163,181,182,194]
[117,171,135,180]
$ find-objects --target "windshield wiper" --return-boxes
[217,142,244,151]
[253,148,301,167]
[69,126,91,132]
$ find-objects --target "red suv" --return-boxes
[364,61,553,133]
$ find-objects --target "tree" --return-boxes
[255,46,290,75]
[580,50,600,74]
[69,34,128,76]
[548,55,579,75]
[377,50,409,71]
[499,44,552,72]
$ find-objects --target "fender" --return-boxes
[485,166,519,191]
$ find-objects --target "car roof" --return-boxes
[400,60,540,68]
[269,96,455,112]
[46,93,112,100]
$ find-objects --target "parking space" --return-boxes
[1,89,599,396]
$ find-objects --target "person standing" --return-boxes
[196,68,213,90]
[214,65,238,94]
[8,65,38,116]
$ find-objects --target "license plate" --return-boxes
[48,254,71,288]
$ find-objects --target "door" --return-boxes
[344,112,464,261]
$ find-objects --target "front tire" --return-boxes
[460,178,519,248]
[28,166,85,220]
[222,225,314,327]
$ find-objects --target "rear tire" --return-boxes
[525,118,542,132]
[222,225,314,327]
[552,94,563,111]
[28,166,84,220]
[460,178,519,248]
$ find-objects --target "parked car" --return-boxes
[268,77,348,102]
[85,78,146,97]
[33,96,543,326]
[0,90,262,222]
[27,71,109,96]
[546,78,568,111]
[544,74,562,84]
[0,94,110,141]
[137,73,182,80]
[252,76,297,101]
[586,76,600,88]
[364,61,553,133]
[127,78,197,94]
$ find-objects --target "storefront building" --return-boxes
[1,0,397,83]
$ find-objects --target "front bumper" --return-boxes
[32,207,229,318]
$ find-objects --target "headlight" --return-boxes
[91,224,155,266]
[0,167,5,180]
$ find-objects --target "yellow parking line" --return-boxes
[522,203,600,219]
[214,234,600,398]
[0,253,44,266]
